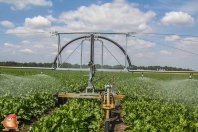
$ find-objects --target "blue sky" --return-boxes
[0,0,198,70]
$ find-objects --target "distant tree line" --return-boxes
[0,61,192,71]
[0,61,52,67]
[131,65,192,71]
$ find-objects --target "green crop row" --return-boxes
[0,92,54,130]
[0,69,109,131]
[28,99,104,132]
[1,69,198,131]
[116,73,198,131]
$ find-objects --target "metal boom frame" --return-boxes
[52,32,132,92]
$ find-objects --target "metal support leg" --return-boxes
[189,73,192,79]
[104,85,111,132]
[105,119,110,132]
[125,35,127,70]
[87,34,95,93]
[57,34,60,68]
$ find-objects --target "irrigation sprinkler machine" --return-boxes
[52,32,133,131]
[0,31,197,131]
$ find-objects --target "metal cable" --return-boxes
[136,37,198,56]
[102,44,125,69]
[59,42,83,68]
[138,33,198,37]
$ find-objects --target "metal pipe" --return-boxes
[128,70,198,73]
[102,41,103,70]
[57,34,60,68]
[80,40,84,69]
[107,87,110,107]
[88,34,95,91]
[105,85,111,132]
[125,35,128,69]
[90,34,94,63]
[55,32,128,35]
[105,110,110,120]
[0,66,54,70]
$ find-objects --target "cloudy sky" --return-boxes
[0,0,198,70]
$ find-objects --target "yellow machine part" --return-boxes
[101,93,115,110]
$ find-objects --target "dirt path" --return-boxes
[110,105,127,132]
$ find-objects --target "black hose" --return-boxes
[105,119,110,132]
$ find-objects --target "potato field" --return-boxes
[1,69,198,131]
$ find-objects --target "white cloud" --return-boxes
[58,0,156,32]
[147,52,155,56]
[66,50,73,54]
[4,43,21,48]
[128,38,156,49]
[135,53,144,57]
[165,35,180,41]
[179,1,198,14]
[134,52,155,58]
[48,10,53,13]
[131,3,139,7]
[46,15,57,22]
[33,45,44,48]
[175,37,198,49]
[144,4,149,8]
[0,0,52,10]
[4,0,156,37]
[162,37,198,59]
[107,35,156,50]
[52,52,57,55]
[1,36,58,62]
[24,15,51,28]
[4,15,54,37]
[4,43,14,47]
[161,11,195,26]
[0,21,15,28]
[11,51,16,55]
[97,0,102,4]
[20,49,33,53]
[5,26,48,37]
[160,50,172,55]
[22,40,30,44]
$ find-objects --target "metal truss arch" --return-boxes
[53,35,132,70]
